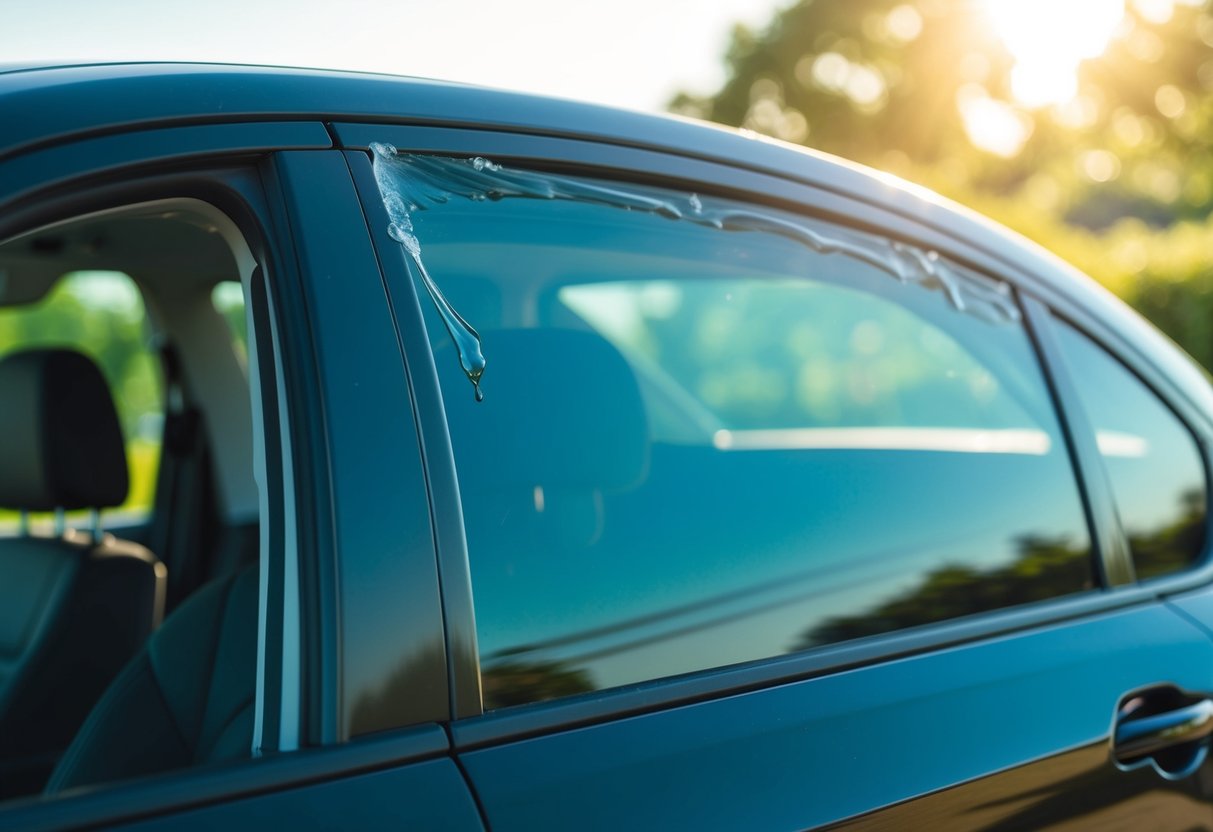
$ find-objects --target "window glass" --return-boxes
[0,270,161,532]
[375,155,1094,709]
[0,202,271,807]
[1052,320,1207,579]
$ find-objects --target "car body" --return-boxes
[2,62,1213,829]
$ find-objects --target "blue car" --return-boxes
[2,62,1213,830]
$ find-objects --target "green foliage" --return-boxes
[672,0,1213,369]
[0,272,162,517]
[0,272,161,438]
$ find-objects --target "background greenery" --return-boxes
[671,0,1213,369]
[0,275,246,526]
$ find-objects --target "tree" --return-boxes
[673,1,1213,215]
[670,0,1213,368]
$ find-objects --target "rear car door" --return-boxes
[341,125,1213,830]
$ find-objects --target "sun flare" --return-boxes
[980,0,1126,107]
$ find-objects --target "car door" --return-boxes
[0,126,482,828]
[340,124,1213,830]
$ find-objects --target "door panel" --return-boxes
[459,604,1213,830]
[828,742,1212,830]
[114,759,484,831]
[1169,585,1213,640]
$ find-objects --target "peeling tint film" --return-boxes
[368,143,1020,401]
[371,144,488,401]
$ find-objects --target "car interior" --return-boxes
[0,199,263,801]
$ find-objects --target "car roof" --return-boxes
[0,62,1037,248]
[0,63,1057,257]
[4,62,1210,413]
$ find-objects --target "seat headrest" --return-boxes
[439,328,649,491]
[0,349,130,511]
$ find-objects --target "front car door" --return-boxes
[0,99,482,828]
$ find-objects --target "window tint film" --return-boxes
[372,151,1094,709]
[1052,319,1207,579]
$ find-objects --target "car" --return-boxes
[2,61,1213,830]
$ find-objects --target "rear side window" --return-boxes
[372,151,1095,709]
[1052,319,1207,579]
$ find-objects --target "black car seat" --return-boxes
[44,563,257,793]
[0,349,166,797]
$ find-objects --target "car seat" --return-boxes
[0,349,165,797]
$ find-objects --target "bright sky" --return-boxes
[1,0,785,112]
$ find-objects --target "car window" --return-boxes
[1051,318,1207,580]
[372,151,1095,709]
[0,200,271,805]
[0,270,161,533]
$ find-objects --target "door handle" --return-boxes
[1114,695,1213,777]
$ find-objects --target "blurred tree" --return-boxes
[0,273,160,439]
[671,0,1213,367]
[797,532,1091,648]
[673,0,1213,213]
[0,272,163,518]
[671,1,1018,183]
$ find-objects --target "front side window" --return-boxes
[0,200,267,804]
[372,150,1095,709]
[0,270,161,532]
[1052,319,1207,579]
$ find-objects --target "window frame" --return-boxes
[335,123,1213,749]
[0,123,371,826]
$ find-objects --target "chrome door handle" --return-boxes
[1114,697,1213,765]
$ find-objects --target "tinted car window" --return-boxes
[375,154,1095,709]
[1052,319,1207,579]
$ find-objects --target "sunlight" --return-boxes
[956,84,1034,157]
[980,0,1125,107]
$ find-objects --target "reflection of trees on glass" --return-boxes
[1129,487,1206,580]
[561,278,1029,435]
[482,657,595,710]
[797,534,1092,649]
[349,642,447,737]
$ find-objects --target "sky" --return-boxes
[1,0,786,113]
